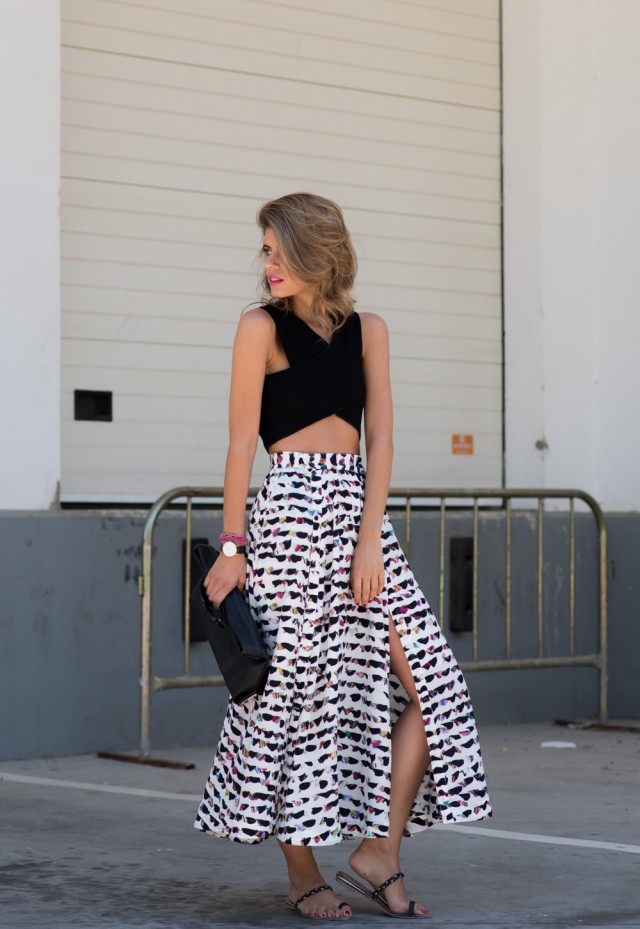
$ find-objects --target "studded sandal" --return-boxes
[336,870,429,919]
[286,882,351,920]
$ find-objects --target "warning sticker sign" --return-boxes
[452,434,474,455]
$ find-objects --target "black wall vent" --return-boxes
[74,389,113,422]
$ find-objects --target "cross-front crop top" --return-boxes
[258,304,367,451]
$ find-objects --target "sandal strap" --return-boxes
[294,883,333,907]
[371,871,404,900]
[408,900,416,917]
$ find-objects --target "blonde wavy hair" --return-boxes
[257,192,357,336]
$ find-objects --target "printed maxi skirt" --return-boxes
[194,451,492,845]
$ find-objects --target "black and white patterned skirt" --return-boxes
[194,451,491,845]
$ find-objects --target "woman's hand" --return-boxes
[203,554,246,608]
[350,534,385,605]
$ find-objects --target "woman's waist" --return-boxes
[268,450,365,475]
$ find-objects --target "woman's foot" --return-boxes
[287,877,352,919]
[348,842,428,917]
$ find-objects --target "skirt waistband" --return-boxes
[269,451,364,473]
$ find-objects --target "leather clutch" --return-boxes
[189,543,269,705]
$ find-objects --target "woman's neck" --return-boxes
[290,291,315,320]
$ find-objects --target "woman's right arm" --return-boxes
[202,308,272,607]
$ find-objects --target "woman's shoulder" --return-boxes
[357,310,387,328]
[238,304,276,330]
[235,305,276,348]
[356,311,389,342]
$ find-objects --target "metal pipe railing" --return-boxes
[138,486,608,756]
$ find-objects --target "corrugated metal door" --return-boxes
[61,0,502,501]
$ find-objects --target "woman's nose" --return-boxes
[262,250,281,270]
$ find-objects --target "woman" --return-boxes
[194,193,492,920]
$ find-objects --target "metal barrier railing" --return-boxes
[137,486,607,756]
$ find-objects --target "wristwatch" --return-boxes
[221,540,247,557]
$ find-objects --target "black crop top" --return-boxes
[258,304,366,451]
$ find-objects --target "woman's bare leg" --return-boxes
[347,618,430,916]
[280,843,352,919]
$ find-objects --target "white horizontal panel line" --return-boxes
[395,1,498,23]
[61,150,501,207]
[62,285,255,306]
[62,443,224,452]
[354,231,500,251]
[63,391,222,402]
[62,332,501,355]
[61,237,500,276]
[363,307,501,320]
[395,334,501,347]
[60,201,500,248]
[61,312,238,326]
[61,44,500,113]
[62,391,501,413]
[61,202,253,229]
[61,281,258,300]
[394,377,501,387]
[92,0,501,72]
[63,336,228,350]
[393,359,501,368]
[61,125,502,187]
[396,405,500,414]
[62,67,500,136]
[61,263,499,297]
[61,224,254,245]
[393,377,500,390]
[63,366,225,376]
[62,231,257,253]
[61,94,501,160]
[244,0,500,42]
[71,0,499,57]
[61,21,500,91]
[62,417,219,427]
[59,171,261,200]
[62,218,500,255]
[62,254,251,275]
[60,282,498,304]
[60,176,501,228]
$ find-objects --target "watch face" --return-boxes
[221,541,237,557]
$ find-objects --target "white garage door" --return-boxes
[61,0,502,502]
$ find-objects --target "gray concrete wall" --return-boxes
[0,506,637,761]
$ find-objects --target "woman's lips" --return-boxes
[268,276,284,284]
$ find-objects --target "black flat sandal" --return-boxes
[336,870,430,919]
[286,883,351,920]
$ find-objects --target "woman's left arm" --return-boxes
[350,312,394,606]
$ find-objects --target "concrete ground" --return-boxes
[0,721,638,929]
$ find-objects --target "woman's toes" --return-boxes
[294,889,351,920]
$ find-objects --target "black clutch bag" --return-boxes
[190,543,269,705]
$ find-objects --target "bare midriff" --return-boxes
[267,415,360,456]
